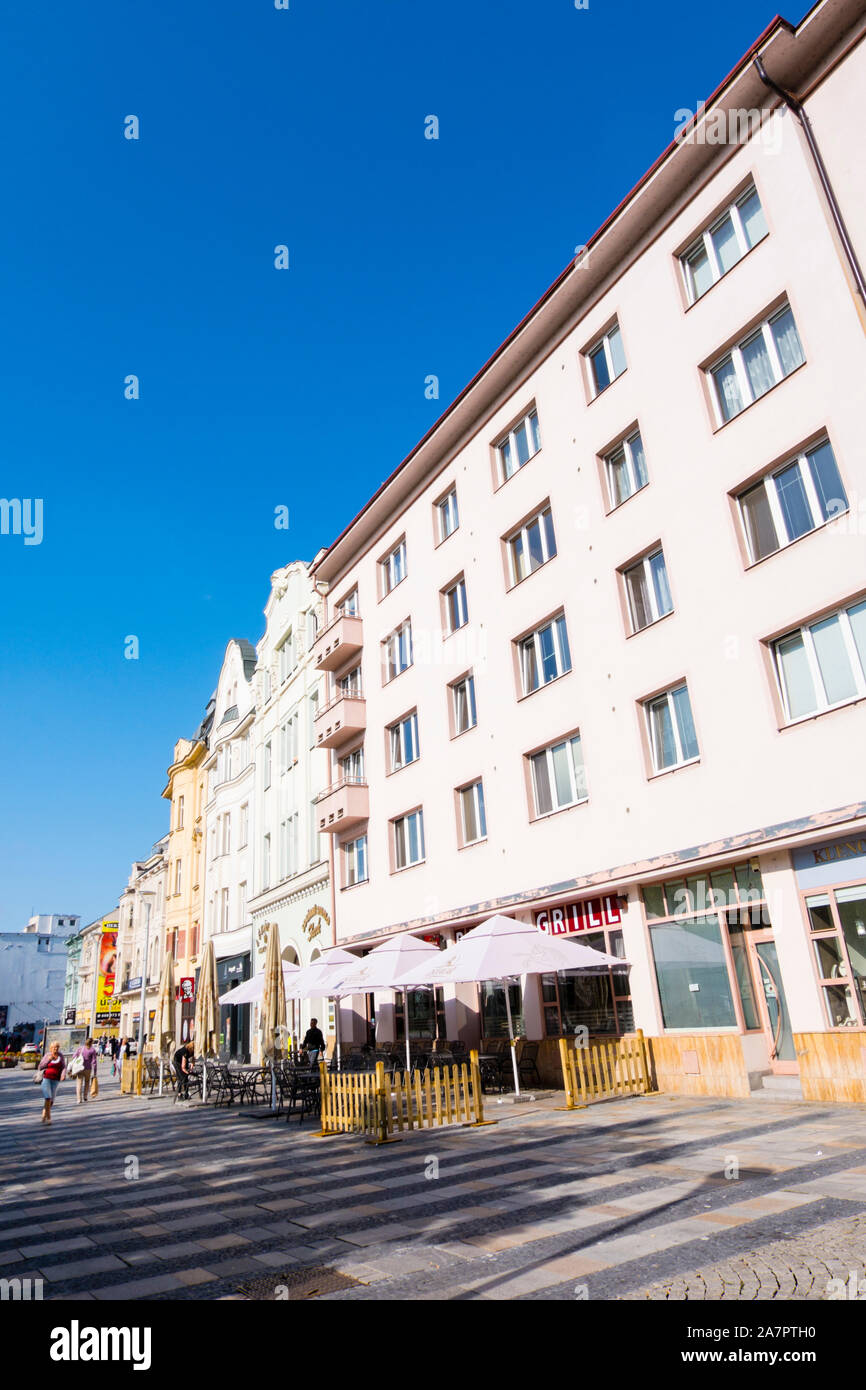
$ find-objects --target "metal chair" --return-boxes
[517,1041,542,1087]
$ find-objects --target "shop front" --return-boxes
[795,835,866,1030]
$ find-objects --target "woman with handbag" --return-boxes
[36,1041,67,1124]
[71,1036,98,1103]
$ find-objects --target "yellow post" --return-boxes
[464,1048,495,1127]
[314,1059,336,1137]
[135,1054,143,1097]
[365,1059,400,1145]
[556,1037,589,1112]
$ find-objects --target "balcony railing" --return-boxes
[313,689,366,749]
[312,612,363,672]
[315,777,369,834]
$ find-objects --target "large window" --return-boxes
[681,185,768,303]
[529,735,587,817]
[436,488,459,541]
[457,781,487,846]
[338,665,363,698]
[339,589,359,617]
[542,928,632,1036]
[451,673,477,735]
[383,620,413,682]
[381,538,407,595]
[443,577,468,634]
[644,683,699,773]
[772,599,866,722]
[393,809,425,870]
[389,711,419,771]
[479,982,523,1039]
[518,613,572,695]
[623,548,673,632]
[807,885,866,1028]
[587,322,627,397]
[278,632,296,684]
[339,747,364,784]
[344,834,368,887]
[708,302,805,425]
[604,429,648,510]
[495,408,541,483]
[738,438,847,563]
[506,506,557,586]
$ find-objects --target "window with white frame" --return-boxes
[587,322,627,397]
[262,668,272,704]
[339,665,362,698]
[452,673,477,734]
[443,577,468,634]
[644,684,700,773]
[239,802,249,847]
[238,881,247,925]
[262,834,271,890]
[518,613,572,695]
[393,809,425,870]
[309,799,321,865]
[220,887,230,933]
[340,747,365,784]
[436,488,459,541]
[708,302,805,424]
[306,609,317,648]
[772,599,866,722]
[220,812,231,857]
[339,589,359,617]
[344,834,368,887]
[458,781,487,845]
[389,711,419,771]
[506,506,557,585]
[174,859,182,895]
[738,437,847,564]
[529,735,588,816]
[381,538,407,595]
[176,795,184,830]
[604,429,648,509]
[383,620,413,682]
[623,548,674,632]
[278,632,296,684]
[263,741,272,789]
[495,407,541,483]
[308,691,318,748]
[681,185,768,304]
[280,712,299,771]
[280,812,299,879]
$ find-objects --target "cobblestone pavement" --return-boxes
[1,1066,865,1301]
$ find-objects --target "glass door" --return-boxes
[747,933,797,1073]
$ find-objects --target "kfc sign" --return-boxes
[536,896,622,935]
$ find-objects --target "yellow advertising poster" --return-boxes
[95,920,121,1025]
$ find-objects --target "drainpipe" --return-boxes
[754,55,866,306]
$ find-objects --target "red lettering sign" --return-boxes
[535,896,622,935]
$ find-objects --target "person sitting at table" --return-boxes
[301,1020,326,1066]
[173,1040,195,1100]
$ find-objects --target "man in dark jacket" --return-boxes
[302,1020,326,1065]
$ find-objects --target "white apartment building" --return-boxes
[116,837,169,1045]
[310,0,866,1101]
[202,640,257,1060]
[247,562,331,1054]
[0,914,80,1036]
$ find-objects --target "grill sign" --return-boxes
[536,896,621,935]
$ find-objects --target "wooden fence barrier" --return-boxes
[120,1058,139,1095]
[319,1050,492,1144]
[558,1030,653,1110]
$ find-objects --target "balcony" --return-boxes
[315,777,369,834]
[313,690,367,749]
[312,612,363,672]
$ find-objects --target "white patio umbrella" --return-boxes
[217,962,300,1007]
[396,914,629,1095]
[285,947,360,1066]
[331,932,442,1075]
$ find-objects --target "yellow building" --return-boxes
[161,703,214,1043]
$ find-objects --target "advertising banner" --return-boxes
[95,921,121,1025]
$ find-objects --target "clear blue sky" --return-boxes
[0,0,806,930]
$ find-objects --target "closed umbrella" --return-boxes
[286,947,360,1067]
[396,914,629,1095]
[153,948,176,1096]
[194,939,220,1102]
[332,932,442,1075]
[260,925,287,1112]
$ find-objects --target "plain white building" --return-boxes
[0,913,80,1036]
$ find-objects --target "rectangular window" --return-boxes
[458,781,487,845]
[262,834,271,891]
[174,860,182,895]
[176,796,184,830]
[645,683,700,772]
[444,577,468,633]
[389,711,420,771]
[308,692,318,748]
[238,882,247,925]
[436,488,459,541]
[604,429,648,509]
[650,917,738,1028]
[772,599,866,721]
[220,888,230,934]
[239,802,249,848]
[518,613,572,695]
[587,322,627,397]
[339,589,359,617]
[496,407,541,483]
[381,538,407,595]
[278,632,295,684]
[262,669,271,705]
[452,674,477,735]
[681,185,768,304]
[808,885,866,1028]
[623,548,673,632]
[383,620,413,682]
[530,735,587,816]
[221,812,231,857]
[345,835,368,887]
[263,741,272,790]
[394,809,425,870]
[340,747,365,784]
[339,665,363,698]
[738,437,847,563]
[708,302,805,424]
[309,799,321,865]
[506,506,557,585]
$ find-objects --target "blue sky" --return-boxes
[0,0,807,930]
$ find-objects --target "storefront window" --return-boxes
[649,917,737,1028]
[540,927,632,1036]
[647,861,766,923]
[728,920,761,1030]
[807,885,866,1027]
[480,982,523,1038]
[394,988,446,1040]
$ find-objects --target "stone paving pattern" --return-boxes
[1,1068,865,1300]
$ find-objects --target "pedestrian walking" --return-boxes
[172,1040,195,1100]
[110,1035,120,1077]
[301,1019,326,1066]
[71,1036,98,1103]
[36,1041,66,1124]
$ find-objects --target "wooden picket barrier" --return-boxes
[120,1058,138,1095]
[319,1050,491,1144]
[558,1030,653,1110]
